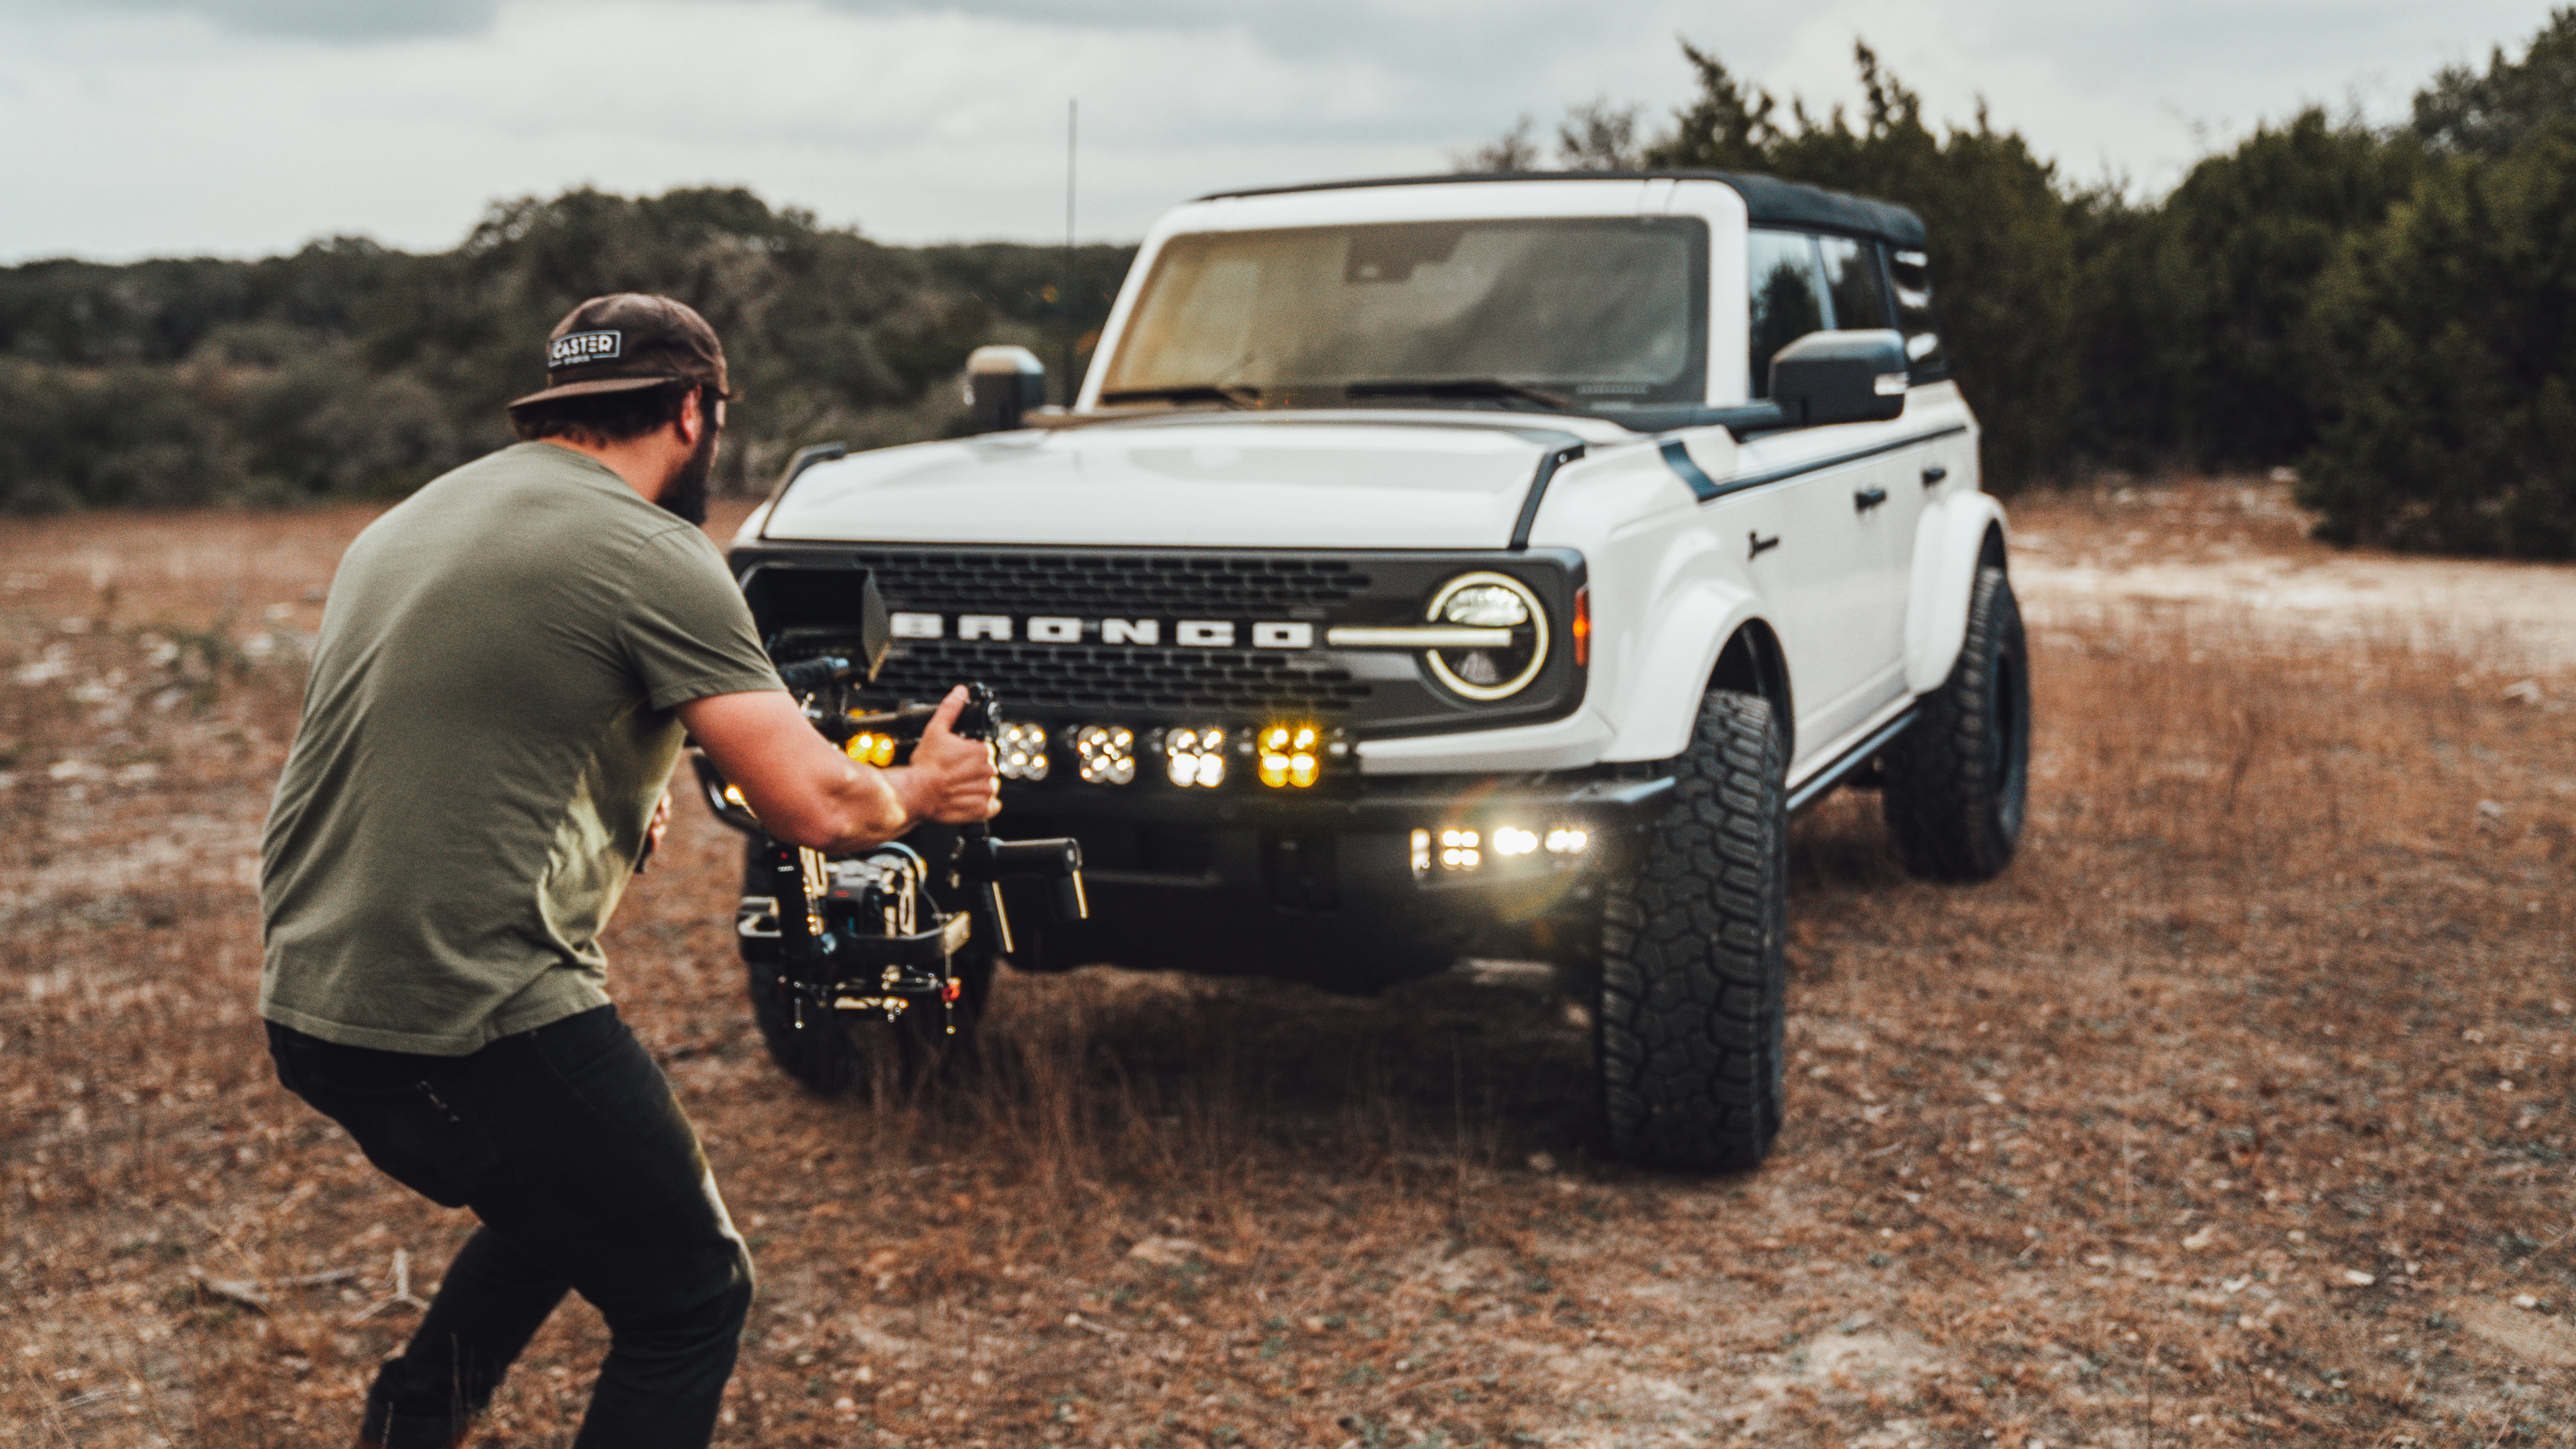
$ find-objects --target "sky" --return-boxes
[0,0,2560,263]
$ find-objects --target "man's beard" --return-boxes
[659,425,719,526]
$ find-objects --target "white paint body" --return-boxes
[747,176,2006,792]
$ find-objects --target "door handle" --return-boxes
[1749,531,1781,558]
[1854,486,1889,512]
[1921,464,1947,487]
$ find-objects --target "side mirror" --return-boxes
[964,345,1047,433]
[1769,329,1909,427]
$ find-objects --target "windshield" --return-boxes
[1098,216,1709,411]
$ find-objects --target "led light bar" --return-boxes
[1410,822,1592,878]
[1324,625,1513,649]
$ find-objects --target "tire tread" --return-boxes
[1596,690,1788,1171]
[1883,566,2029,882]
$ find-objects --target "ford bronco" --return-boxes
[702,170,2029,1171]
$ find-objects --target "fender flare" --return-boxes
[1903,492,2010,694]
[1600,580,1779,763]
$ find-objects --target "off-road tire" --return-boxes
[1596,689,1789,1171]
[1882,564,2030,882]
[740,838,994,1097]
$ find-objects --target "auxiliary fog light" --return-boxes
[1072,724,1136,785]
[1257,724,1321,789]
[1164,727,1228,788]
[1491,825,1540,857]
[843,730,897,768]
[1544,827,1590,855]
[997,721,1050,781]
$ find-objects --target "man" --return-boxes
[259,293,998,1449]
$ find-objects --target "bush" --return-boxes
[0,190,1136,509]
[0,362,232,513]
[2413,6,2576,157]
[2297,132,2576,557]
[2125,112,2426,470]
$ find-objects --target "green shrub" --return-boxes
[2298,131,2576,557]
[2414,6,2576,157]
[0,362,231,513]
[2130,112,2426,470]
[0,191,1136,509]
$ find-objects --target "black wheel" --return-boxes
[1882,564,2030,881]
[739,837,993,1097]
[1595,689,1789,1171]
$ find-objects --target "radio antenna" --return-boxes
[1062,96,1077,408]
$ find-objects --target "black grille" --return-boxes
[844,549,1371,615]
[736,541,1586,737]
[871,640,1373,714]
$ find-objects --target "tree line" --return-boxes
[1463,10,2576,557]
[0,187,1132,512]
[7,12,2576,556]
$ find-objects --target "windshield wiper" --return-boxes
[1096,383,1262,408]
[1337,378,1574,411]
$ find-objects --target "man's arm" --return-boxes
[676,684,999,854]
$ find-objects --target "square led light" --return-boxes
[1163,726,1228,788]
[998,721,1050,782]
[1073,724,1136,785]
[1258,723,1322,789]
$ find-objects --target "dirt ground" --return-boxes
[4,480,2572,1447]
[2011,482,2576,669]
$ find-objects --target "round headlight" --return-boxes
[1424,571,1548,700]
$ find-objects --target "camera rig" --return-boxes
[689,564,1086,1038]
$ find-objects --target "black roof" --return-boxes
[1194,170,1928,250]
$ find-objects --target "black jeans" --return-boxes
[268,1006,753,1449]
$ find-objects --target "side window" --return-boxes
[1746,229,1828,399]
[1887,248,1949,377]
[1818,235,1891,331]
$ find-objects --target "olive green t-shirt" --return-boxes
[259,442,782,1055]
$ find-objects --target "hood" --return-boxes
[752,412,1601,550]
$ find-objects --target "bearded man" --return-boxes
[259,293,998,1448]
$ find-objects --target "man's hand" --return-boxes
[887,686,1002,825]
[637,788,673,872]
[675,683,998,854]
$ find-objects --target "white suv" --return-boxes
[724,170,2030,1170]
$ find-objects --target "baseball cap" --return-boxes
[506,293,730,413]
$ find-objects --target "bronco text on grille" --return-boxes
[876,637,1373,716]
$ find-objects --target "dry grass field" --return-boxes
[4,482,2572,1447]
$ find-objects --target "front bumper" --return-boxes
[1003,768,1670,829]
[994,768,1672,898]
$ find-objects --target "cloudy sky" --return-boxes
[0,0,2558,262]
